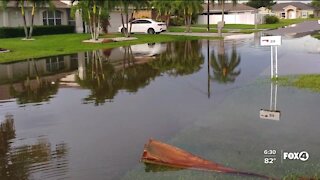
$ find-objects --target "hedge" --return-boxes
[0,25,75,38]
[265,15,280,24]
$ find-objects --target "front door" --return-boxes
[287,10,296,19]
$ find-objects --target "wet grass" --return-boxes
[313,34,320,39]
[277,74,320,92]
[0,33,220,63]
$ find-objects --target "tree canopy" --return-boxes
[246,0,276,9]
[312,0,320,8]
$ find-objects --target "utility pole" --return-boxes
[207,0,210,32]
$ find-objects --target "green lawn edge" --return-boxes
[277,74,320,93]
[0,33,221,63]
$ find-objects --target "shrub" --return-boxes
[0,25,75,38]
[265,15,280,24]
[309,14,315,18]
[170,17,184,26]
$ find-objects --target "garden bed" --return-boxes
[0,48,10,53]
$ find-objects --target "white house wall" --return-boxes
[198,13,258,25]
[0,8,68,27]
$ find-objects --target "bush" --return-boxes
[265,15,280,24]
[309,14,315,18]
[0,25,75,38]
[170,17,184,26]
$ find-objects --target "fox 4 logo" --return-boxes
[283,151,309,162]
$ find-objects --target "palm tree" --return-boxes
[72,0,115,40]
[152,0,178,27]
[177,0,203,33]
[117,0,150,37]
[211,40,241,83]
[29,0,53,39]
[211,0,238,36]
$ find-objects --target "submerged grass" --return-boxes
[277,74,320,93]
[0,33,220,63]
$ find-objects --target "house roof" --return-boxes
[4,0,70,9]
[202,3,257,13]
[272,2,314,11]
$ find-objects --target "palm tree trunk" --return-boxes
[166,15,170,28]
[88,10,94,40]
[120,8,125,36]
[125,11,129,37]
[92,4,97,40]
[28,4,35,39]
[129,12,134,35]
[21,6,29,39]
[96,7,102,40]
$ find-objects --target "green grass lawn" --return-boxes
[278,74,320,93]
[0,33,219,63]
[313,34,320,39]
[192,18,320,30]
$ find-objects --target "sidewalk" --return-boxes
[162,32,234,37]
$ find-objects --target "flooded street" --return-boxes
[0,34,320,179]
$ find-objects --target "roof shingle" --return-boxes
[272,2,314,11]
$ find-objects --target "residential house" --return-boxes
[271,2,319,19]
[258,7,273,15]
[198,3,260,25]
[0,1,73,28]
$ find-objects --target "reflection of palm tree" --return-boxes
[211,41,241,83]
[76,49,160,105]
[150,41,204,76]
[9,59,59,104]
[0,114,69,179]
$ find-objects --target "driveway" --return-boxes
[264,20,320,36]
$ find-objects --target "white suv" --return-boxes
[118,19,167,34]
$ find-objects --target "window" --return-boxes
[281,12,285,18]
[46,56,65,72]
[140,20,151,24]
[302,11,308,18]
[43,10,62,26]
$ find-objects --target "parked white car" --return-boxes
[118,19,167,34]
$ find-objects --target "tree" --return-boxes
[211,0,238,37]
[72,0,114,41]
[152,0,178,27]
[312,0,320,8]
[247,0,276,9]
[118,0,150,37]
[177,0,203,33]
[1,0,53,39]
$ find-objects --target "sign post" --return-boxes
[260,36,282,79]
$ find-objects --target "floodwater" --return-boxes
[0,34,320,180]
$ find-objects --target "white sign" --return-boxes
[260,36,282,46]
[260,109,281,121]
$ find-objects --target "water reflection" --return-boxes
[211,40,241,84]
[260,81,281,121]
[76,50,160,105]
[0,41,204,106]
[150,41,204,76]
[0,114,69,180]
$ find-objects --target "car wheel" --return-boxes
[121,28,127,34]
[147,28,155,34]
